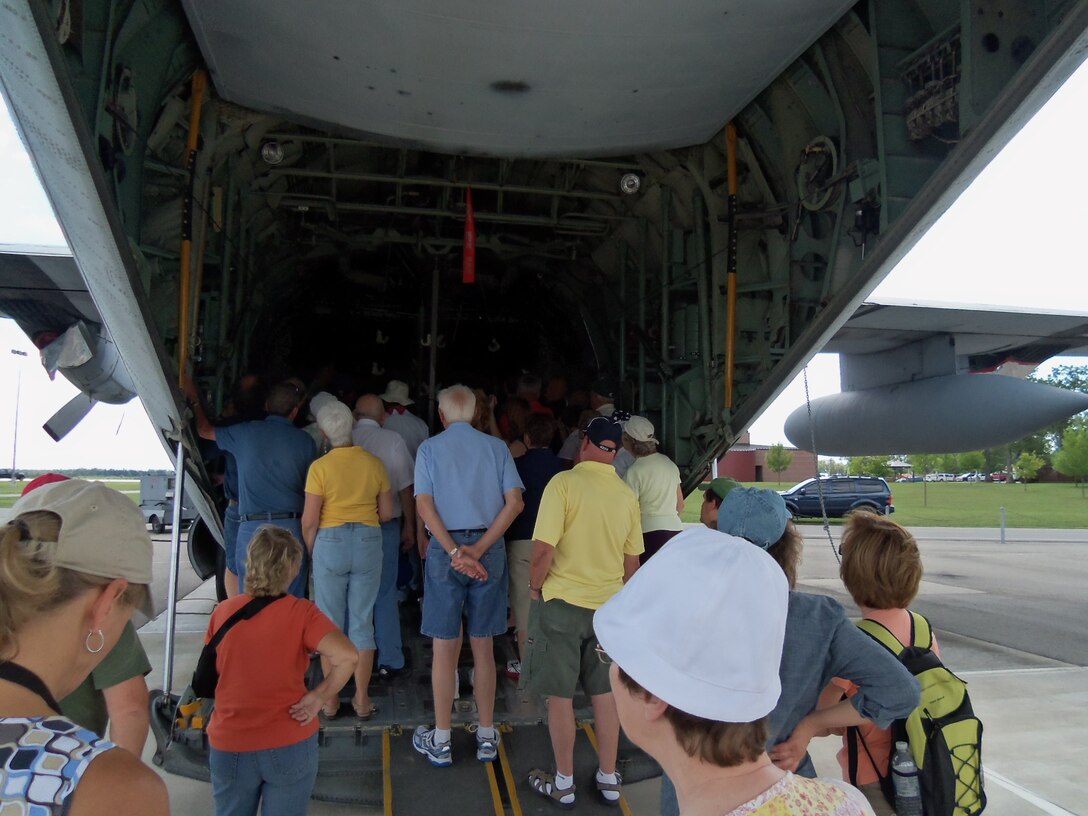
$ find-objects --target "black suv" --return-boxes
[778,476,894,518]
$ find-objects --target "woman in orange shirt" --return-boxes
[206,527,357,816]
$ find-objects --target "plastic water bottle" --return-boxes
[891,741,923,816]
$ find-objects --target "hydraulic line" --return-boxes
[725,122,738,410]
[178,69,207,384]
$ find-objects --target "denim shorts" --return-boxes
[313,522,383,650]
[209,733,318,816]
[421,532,508,640]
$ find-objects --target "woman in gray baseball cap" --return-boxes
[0,479,168,815]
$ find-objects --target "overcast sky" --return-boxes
[1,58,1086,469]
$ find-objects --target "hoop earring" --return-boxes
[85,629,105,654]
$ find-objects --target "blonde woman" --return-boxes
[206,526,357,816]
[0,480,168,815]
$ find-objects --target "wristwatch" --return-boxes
[528,583,542,592]
[449,546,460,559]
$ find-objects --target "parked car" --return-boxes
[138,474,197,534]
[0,469,26,480]
[896,475,924,483]
[956,471,985,482]
[778,476,894,519]
[990,471,1008,482]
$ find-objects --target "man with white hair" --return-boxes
[412,384,524,767]
[381,380,429,457]
[353,393,417,677]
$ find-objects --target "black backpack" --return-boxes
[847,612,986,816]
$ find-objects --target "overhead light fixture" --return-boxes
[619,173,641,194]
[261,141,285,165]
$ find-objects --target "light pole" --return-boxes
[10,349,28,479]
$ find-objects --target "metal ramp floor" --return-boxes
[151,597,660,810]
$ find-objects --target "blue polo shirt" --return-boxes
[507,447,564,540]
[216,416,316,515]
[414,422,523,530]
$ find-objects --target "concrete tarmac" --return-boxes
[127,524,1087,815]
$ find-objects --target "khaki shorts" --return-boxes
[521,598,611,699]
[506,539,534,636]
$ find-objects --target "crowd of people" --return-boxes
[0,368,939,816]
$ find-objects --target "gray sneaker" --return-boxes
[476,729,500,762]
[413,726,452,767]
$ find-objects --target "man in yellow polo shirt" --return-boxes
[522,415,643,809]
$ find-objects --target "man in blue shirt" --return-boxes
[187,378,316,598]
[504,413,564,681]
[412,384,524,767]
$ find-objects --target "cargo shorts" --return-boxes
[521,597,611,699]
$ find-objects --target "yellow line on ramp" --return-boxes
[497,737,524,816]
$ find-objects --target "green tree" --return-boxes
[959,450,985,472]
[909,453,937,479]
[1053,425,1088,497]
[937,453,961,474]
[1014,451,1045,489]
[820,457,847,476]
[765,444,794,485]
[848,456,892,478]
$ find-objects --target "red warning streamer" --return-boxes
[463,187,476,284]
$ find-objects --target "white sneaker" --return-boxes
[505,659,521,681]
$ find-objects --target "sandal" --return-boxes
[528,769,576,810]
[353,702,378,720]
[596,770,623,807]
[321,700,340,719]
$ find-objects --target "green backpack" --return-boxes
[847,612,986,816]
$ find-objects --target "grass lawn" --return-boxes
[682,480,1088,528]
[0,479,141,508]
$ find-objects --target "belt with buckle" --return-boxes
[241,512,302,522]
[447,528,487,534]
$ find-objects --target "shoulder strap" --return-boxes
[909,611,933,650]
[856,617,905,657]
[208,595,285,649]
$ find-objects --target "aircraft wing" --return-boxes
[785,299,1088,455]
[0,246,222,551]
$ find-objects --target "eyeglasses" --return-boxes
[595,644,612,665]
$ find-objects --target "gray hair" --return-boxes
[438,384,476,424]
[316,400,354,447]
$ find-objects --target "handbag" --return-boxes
[191,594,285,698]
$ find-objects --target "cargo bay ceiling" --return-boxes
[6,0,1088,487]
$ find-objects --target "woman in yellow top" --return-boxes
[302,400,394,719]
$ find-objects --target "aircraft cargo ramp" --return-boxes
[148,591,659,812]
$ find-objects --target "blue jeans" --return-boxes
[209,733,318,816]
[236,519,308,599]
[223,504,241,575]
[313,522,382,650]
[421,532,507,639]
[373,519,404,669]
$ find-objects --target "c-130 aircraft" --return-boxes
[3,0,1088,807]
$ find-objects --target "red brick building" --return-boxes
[716,433,818,485]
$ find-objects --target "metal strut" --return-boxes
[162,440,187,697]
